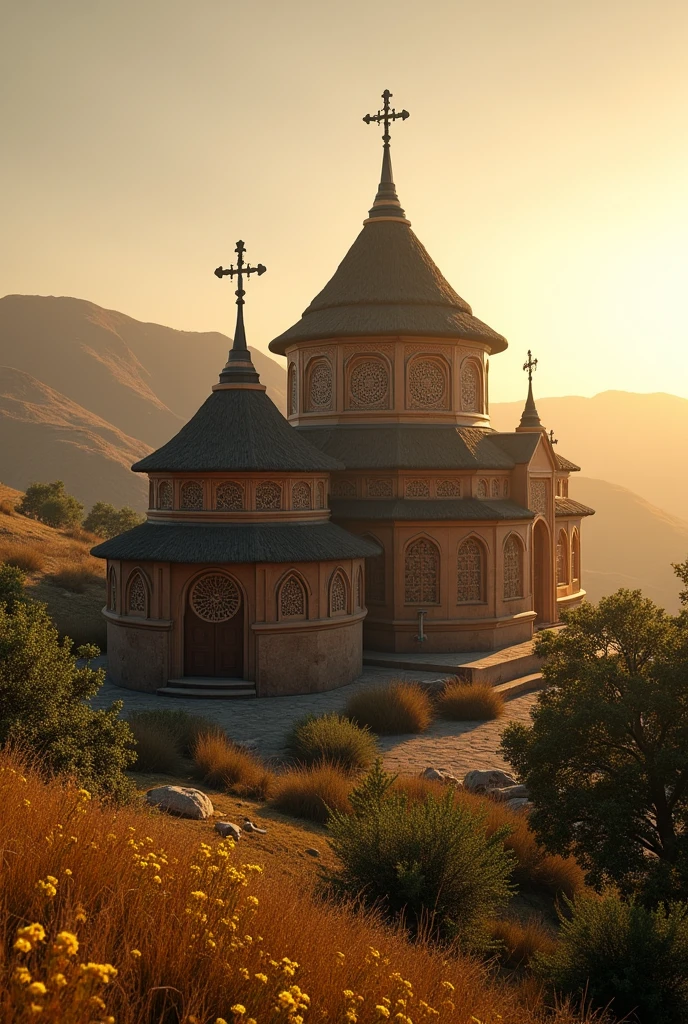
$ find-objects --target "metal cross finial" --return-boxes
[214,239,266,310]
[363,89,409,147]
[523,350,538,384]
[549,429,558,446]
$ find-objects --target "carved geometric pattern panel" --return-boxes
[216,481,244,511]
[255,482,282,511]
[557,531,568,585]
[407,358,448,409]
[180,481,203,510]
[190,574,240,622]
[477,479,488,499]
[280,575,306,618]
[367,478,393,498]
[364,536,386,604]
[436,479,461,497]
[457,539,484,603]
[288,363,297,416]
[491,479,500,498]
[349,359,390,409]
[530,480,548,515]
[291,481,311,510]
[404,538,440,604]
[158,480,173,510]
[405,479,431,498]
[329,571,347,615]
[332,479,356,498]
[127,572,147,615]
[307,359,333,410]
[461,361,480,412]
[503,536,524,600]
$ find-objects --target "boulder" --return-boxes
[146,786,214,820]
[462,769,518,794]
[505,798,532,814]
[491,783,530,802]
[422,767,461,786]
[215,821,242,841]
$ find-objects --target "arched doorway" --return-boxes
[184,573,244,678]
[532,519,551,625]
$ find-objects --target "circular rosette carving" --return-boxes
[190,575,240,622]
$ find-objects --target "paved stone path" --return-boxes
[92,662,538,780]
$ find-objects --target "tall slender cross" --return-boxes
[214,240,266,382]
[363,89,409,148]
[523,349,538,383]
[549,429,558,446]
[214,239,266,311]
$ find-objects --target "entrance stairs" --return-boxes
[157,678,256,699]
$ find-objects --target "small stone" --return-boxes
[463,769,518,794]
[243,819,267,834]
[305,847,320,857]
[146,786,213,820]
[422,767,460,785]
[215,821,242,841]
[491,784,529,801]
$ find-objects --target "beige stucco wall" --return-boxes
[254,616,364,696]
[105,616,172,693]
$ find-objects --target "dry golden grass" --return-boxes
[271,764,353,823]
[437,679,505,721]
[0,498,17,516]
[345,680,433,735]
[490,918,558,969]
[0,538,47,572]
[193,731,275,799]
[0,748,601,1024]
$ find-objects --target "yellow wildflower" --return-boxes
[77,788,91,800]
[346,1012,357,1024]
[17,923,46,946]
[255,973,268,983]
[343,990,355,999]
[191,890,208,901]
[247,895,259,907]
[29,1004,43,1015]
[130,949,142,959]
[231,1007,246,1016]
[14,938,32,953]
[23,798,31,807]
[376,1008,390,1019]
[36,879,57,898]
[239,968,250,980]
[64,868,72,876]
[54,931,79,956]
[79,962,118,984]
[51,973,67,988]
[441,981,454,993]
[75,905,87,923]
[278,991,297,1009]
[27,982,47,996]
[153,876,162,884]
[216,1019,228,1024]
[13,966,32,985]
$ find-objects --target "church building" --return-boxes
[92,91,593,696]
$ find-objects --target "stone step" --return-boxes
[166,677,252,690]
[494,672,545,700]
[363,640,542,687]
[157,685,257,699]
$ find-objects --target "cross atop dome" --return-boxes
[363,89,411,225]
[214,240,267,388]
[517,349,544,431]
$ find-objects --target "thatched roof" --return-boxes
[555,452,582,473]
[92,520,380,564]
[331,498,534,522]
[269,221,507,354]
[555,496,595,517]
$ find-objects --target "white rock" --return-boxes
[243,819,267,834]
[146,786,214,820]
[462,769,518,794]
[215,821,242,841]
[491,784,529,801]
[506,798,532,814]
[422,767,461,786]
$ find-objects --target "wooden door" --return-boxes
[184,574,244,678]
[533,520,550,625]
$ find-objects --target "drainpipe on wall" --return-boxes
[413,609,427,644]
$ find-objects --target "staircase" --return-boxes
[157,678,257,699]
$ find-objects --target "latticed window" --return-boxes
[279,575,306,618]
[307,359,333,410]
[216,481,244,511]
[356,567,363,608]
[491,479,500,498]
[405,479,430,498]
[367,478,393,497]
[457,539,484,603]
[404,538,440,604]
[291,481,311,510]
[364,535,385,604]
[255,481,282,511]
[530,480,547,515]
[181,481,203,510]
[190,574,240,622]
[288,363,298,416]
[127,571,147,615]
[332,479,356,498]
[477,479,488,499]
[158,480,173,509]
[461,361,480,412]
[503,536,523,600]
[108,569,117,611]
[348,359,390,409]
[571,530,580,582]
[556,530,568,584]
[329,571,348,615]
[407,357,448,409]
[436,479,461,497]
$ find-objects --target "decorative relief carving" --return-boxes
[158,480,173,510]
[407,358,448,409]
[503,536,523,600]
[461,361,480,412]
[291,481,311,510]
[343,343,394,357]
[216,481,244,511]
[477,479,488,499]
[530,479,548,515]
[367,478,393,498]
[288,363,297,416]
[331,479,356,498]
[436,479,461,498]
[128,572,147,615]
[348,359,390,409]
[255,482,282,511]
[491,479,500,498]
[191,574,240,622]
[404,343,452,358]
[405,479,431,498]
[180,481,203,510]
[307,359,333,410]
[457,539,484,603]
[280,575,306,618]
[404,538,440,604]
[329,571,347,615]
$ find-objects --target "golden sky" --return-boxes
[2,0,687,402]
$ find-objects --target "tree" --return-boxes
[83,502,144,539]
[0,563,27,612]
[0,598,135,801]
[16,481,83,528]
[501,589,688,903]
[672,553,688,607]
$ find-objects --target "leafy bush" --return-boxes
[345,681,433,735]
[327,761,515,949]
[83,502,144,539]
[0,562,27,611]
[490,917,557,969]
[193,732,274,799]
[127,708,221,758]
[437,679,504,721]
[16,481,84,528]
[0,599,134,800]
[287,713,377,773]
[0,539,47,573]
[271,763,353,823]
[536,893,688,1022]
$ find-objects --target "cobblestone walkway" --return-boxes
[92,664,538,780]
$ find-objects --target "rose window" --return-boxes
[216,482,244,511]
[349,360,389,408]
[308,360,333,409]
[190,575,240,622]
[408,359,446,409]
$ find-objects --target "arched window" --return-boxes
[461,359,483,413]
[180,481,203,510]
[503,536,524,600]
[406,355,450,410]
[126,569,148,616]
[347,356,391,410]
[436,479,461,497]
[556,529,569,585]
[255,482,282,511]
[306,358,333,411]
[457,538,485,603]
[404,537,440,604]
[288,363,298,416]
[291,481,311,510]
[317,481,325,509]
[148,480,155,508]
[491,479,500,498]
[363,534,386,604]
[356,566,363,609]
[329,569,348,616]
[158,480,173,510]
[477,478,488,499]
[279,573,307,619]
[571,529,580,584]
[216,481,244,511]
[108,568,117,612]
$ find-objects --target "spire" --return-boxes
[362,89,411,225]
[517,350,543,431]
[213,240,267,387]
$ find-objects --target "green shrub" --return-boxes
[271,763,353,823]
[327,761,515,949]
[83,502,144,539]
[16,481,83,528]
[126,714,185,775]
[126,708,222,758]
[437,679,504,721]
[345,681,433,735]
[0,562,27,612]
[287,713,377,773]
[536,893,688,1022]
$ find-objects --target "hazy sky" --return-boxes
[2,0,687,402]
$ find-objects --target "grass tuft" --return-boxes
[126,716,184,775]
[437,679,505,721]
[287,713,377,773]
[193,731,275,799]
[271,763,353,823]
[0,539,47,573]
[345,680,433,735]
[490,918,557,969]
[126,708,222,758]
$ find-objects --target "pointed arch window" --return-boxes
[127,570,148,616]
[306,358,333,411]
[477,479,488,499]
[491,479,500,498]
[158,480,173,510]
[556,529,569,585]
[279,573,307,619]
[457,538,485,603]
[255,482,282,511]
[571,529,580,584]
[461,360,483,413]
[404,537,440,604]
[216,481,244,511]
[288,363,298,416]
[180,481,203,510]
[317,481,326,509]
[503,536,524,600]
[291,481,311,510]
[329,569,348,616]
